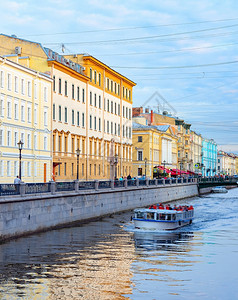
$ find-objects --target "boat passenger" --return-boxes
[188,205,194,210]
[158,203,164,209]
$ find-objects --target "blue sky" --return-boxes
[1,0,238,152]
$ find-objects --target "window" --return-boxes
[14,132,18,147]
[118,104,120,116]
[115,103,117,115]
[107,121,109,133]
[129,108,131,119]
[44,109,47,126]
[0,71,4,88]
[34,104,37,124]
[0,95,4,117]
[111,81,113,92]
[34,83,37,99]
[64,162,67,176]
[118,124,120,136]
[53,104,56,120]
[118,84,120,95]
[138,168,142,176]
[138,136,142,142]
[123,106,125,117]
[7,100,11,119]
[27,162,31,177]
[27,81,31,97]
[59,78,62,93]
[126,107,128,118]
[53,76,55,92]
[138,151,143,161]
[7,74,11,91]
[21,79,25,95]
[90,92,92,105]
[111,122,113,134]
[90,115,92,129]
[7,130,11,146]
[13,101,18,120]
[72,109,75,125]
[99,118,101,131]
[44,136,47,150]
[14,76,18,93]
[99,95,101,109]
[123,125,125,137]
[94,71,97,84]
[77,111,80,126]
[0,129,3,146]
[44,87,47,102]
[94,94,97,107]
[107,99,109,112]
[115,123,117,135]
[82,88,85,103]
[27,133,31,149]
[27,106,31,123]
[72,84,75,99]
[114,82,117,94]
[90,68,92,82]
[59,105,62,121]
[77,86,80,101]
[65,80,68,96]
[111,101,113,113]
[64,107,68,123]
[82,113,85,127]
[7,161,11,177]
[94,116,96,130]
[99,73,101,86]
[21,104,25,122]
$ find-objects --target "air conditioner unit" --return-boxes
[15,46,21,55]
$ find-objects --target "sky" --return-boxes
[1,0,238,153]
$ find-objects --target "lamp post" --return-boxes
[180,162,182,178]
[76,148,81,180]
[144,157,147,177]
[17,140,24,180]
[163,160,166,177]
[114,153,118,179]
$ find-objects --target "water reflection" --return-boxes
[0,214,135,300]
[133,231,194,251]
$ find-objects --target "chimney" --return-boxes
[151,110,153,124]
[145,108,149,113]
[132,107,143,117]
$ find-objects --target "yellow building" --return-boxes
[0,34,136,181]
[0,56,52,183]
[217,150,237,176]
[132,118,178,178]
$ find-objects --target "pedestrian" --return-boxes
[14,176,21,184]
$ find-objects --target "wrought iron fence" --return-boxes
[78,181,95,190]
[25,183,51,194]
[127,179,137,187]
[0,184,20,196]
[114,180,124,188]
[139,179,147,186]
[56,182,75,192]
[98,181,111,189]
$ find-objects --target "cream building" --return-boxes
[0,34,136,181]
[217,150,236,176]
[0,56,52,183]
[190,130,202,174]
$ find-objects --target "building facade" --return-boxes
[202,138,217,176]
[0,56,52,183]
[217,150,237,176]
[132,119,178,178]
[0,34,135,181]
[190,130,203,174]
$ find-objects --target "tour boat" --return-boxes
[132,206,194,231]
[211,186,228,193]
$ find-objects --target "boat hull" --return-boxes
[133,218,192,230]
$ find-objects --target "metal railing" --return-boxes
[0,177,199,197]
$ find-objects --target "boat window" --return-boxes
[147,212,155,220]
[167,214,171,221]
[157,213,166,220]
[135,211,145,219]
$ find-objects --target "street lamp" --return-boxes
[76,148,81,180]
[163,160,166,177]
[17,140,24,180]
[144,157,147,177]
[114,153,118,179]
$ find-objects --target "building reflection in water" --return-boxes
[0,215,136,300]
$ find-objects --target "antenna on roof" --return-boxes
[61,43,65,53]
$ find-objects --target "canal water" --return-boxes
[0,188,238,300]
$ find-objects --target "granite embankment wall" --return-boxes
[0,183,198,242]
